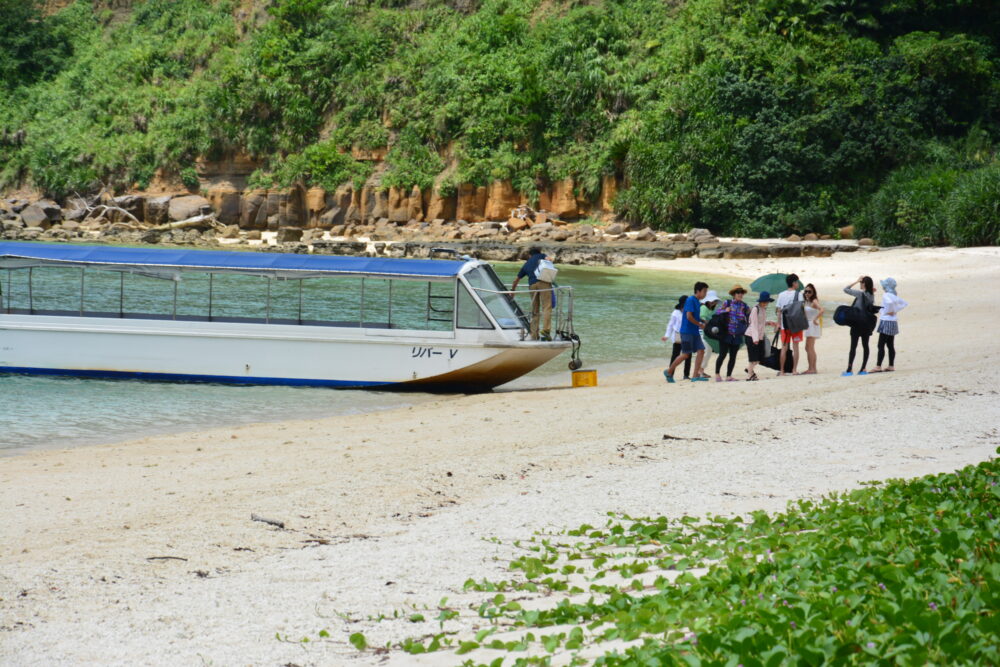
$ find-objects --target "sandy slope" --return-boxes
[2,246,999,665]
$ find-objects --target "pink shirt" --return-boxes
[747,304,768,342]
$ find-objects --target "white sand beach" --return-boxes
[2,246,999,665]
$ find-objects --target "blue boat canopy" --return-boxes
[0,242,468,280]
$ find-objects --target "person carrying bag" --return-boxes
[842,275,878,376]
[510,248,555,340]
[783,291,809,333]
[775,273,806,376]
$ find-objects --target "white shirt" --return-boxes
[664,309,683,343]
[774,289,799,329]
[879,293,908,321]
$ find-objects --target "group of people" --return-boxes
[662,273,908,382]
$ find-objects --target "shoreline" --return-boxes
[2,246,999,665]
[4,214,872,266]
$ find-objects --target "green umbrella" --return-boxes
[750,273,802,295]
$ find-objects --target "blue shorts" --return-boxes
[680,333,705,354]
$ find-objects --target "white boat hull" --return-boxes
[0,314,568,390]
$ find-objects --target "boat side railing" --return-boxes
[0,307,403,329]
[470,285,575,342]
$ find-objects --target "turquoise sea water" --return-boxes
[0,263,735,455]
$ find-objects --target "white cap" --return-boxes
[701,290,719,303]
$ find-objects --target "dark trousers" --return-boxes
[670,342,692,379]
[715,340,740,377]
[848,329,871,372]
[877,333,896,367]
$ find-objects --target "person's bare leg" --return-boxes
[693,347,708,378]
[792,340,801,374]
[667,352,690,378]
[778,345,787,376]
[804,338,817,373]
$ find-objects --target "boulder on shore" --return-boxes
[168,195,212,221]
[21,200,62,228]
[724,244,769,260]
[802,244,834,257]
[276,227,303,243]
[768,244,802,258]
[20,204,53,229]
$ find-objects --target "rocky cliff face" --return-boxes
[191,173,621,232]
[189,147,621,233]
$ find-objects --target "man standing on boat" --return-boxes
[511,247,552,340]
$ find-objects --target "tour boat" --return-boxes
[0,242,580,390]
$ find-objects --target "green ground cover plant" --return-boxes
[1,0,999,244]
[359,452,999,664]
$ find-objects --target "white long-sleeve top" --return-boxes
[879,293,908,321]
[664,309,683,343]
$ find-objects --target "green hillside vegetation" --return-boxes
[1,0,999,244]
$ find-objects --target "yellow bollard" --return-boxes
[571,369,598,387]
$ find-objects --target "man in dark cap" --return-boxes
[510,247,552,340]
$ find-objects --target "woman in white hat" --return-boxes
[694,289,720,379]
[872,277,907,372]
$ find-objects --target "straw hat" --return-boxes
[729,284,747,296]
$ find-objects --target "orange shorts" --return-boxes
[780,329,803,344]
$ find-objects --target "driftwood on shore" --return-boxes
[251,513,286,529]
[148,213,217,232]
[71,190,142,226]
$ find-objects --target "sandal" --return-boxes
[746,373,758,381]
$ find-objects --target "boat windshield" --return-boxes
[463,265,522,329]
[1,266,455,332]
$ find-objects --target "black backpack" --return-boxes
[704,311,729,340]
